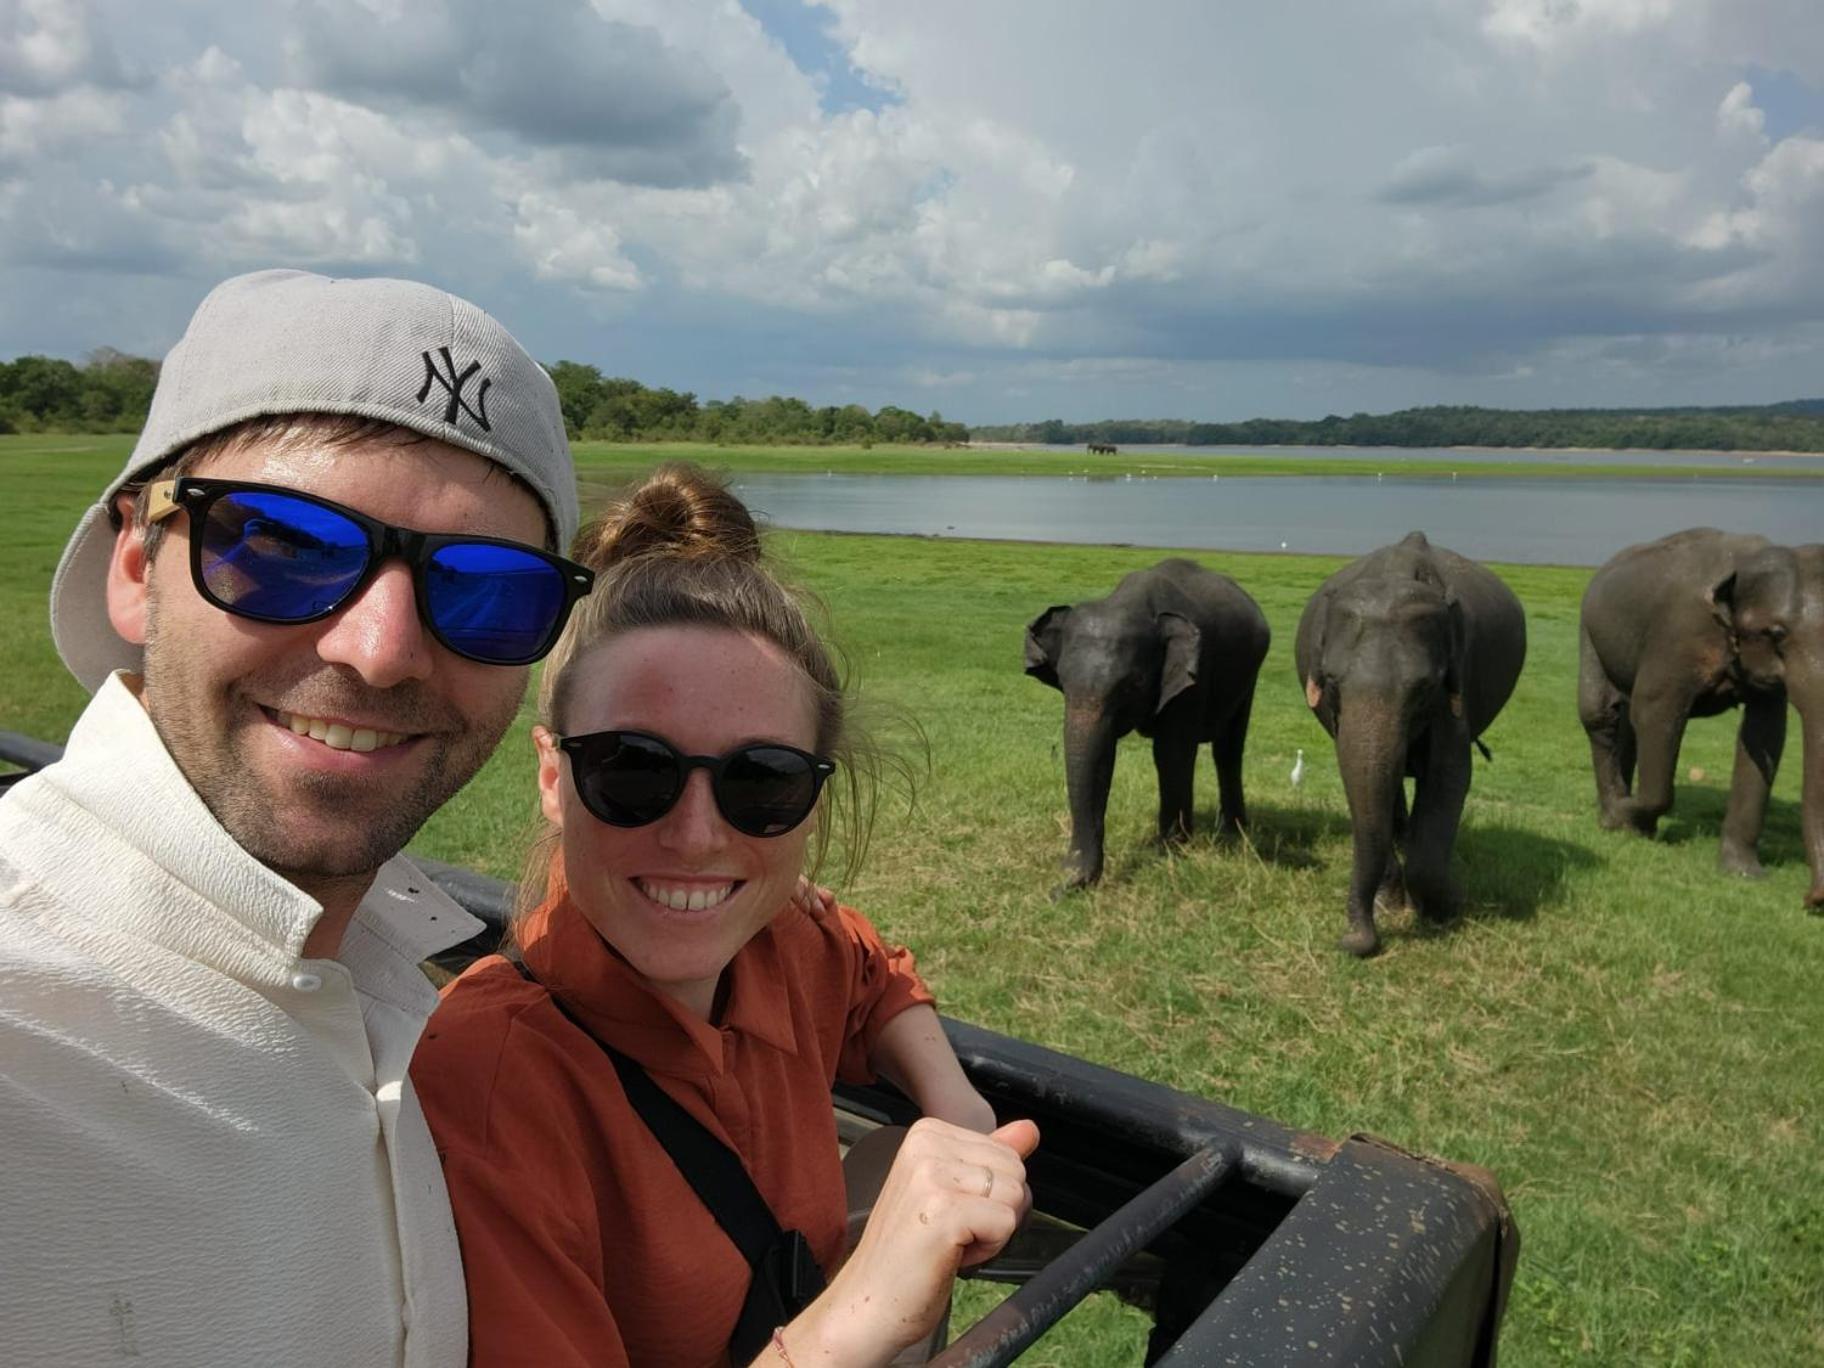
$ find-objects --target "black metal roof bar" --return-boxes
[0,731,62,772]
[932,1142,1241,1368]
[939,1020,1327,1202]
[1154,1137,1507,1367]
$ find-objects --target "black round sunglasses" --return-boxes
[556,730,836,838]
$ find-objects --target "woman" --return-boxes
[413,464,1036,1367]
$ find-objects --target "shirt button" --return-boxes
[291,970,324,993]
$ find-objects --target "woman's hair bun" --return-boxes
[575,462,761,571]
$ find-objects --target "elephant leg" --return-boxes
[1375,785,1409,914]
[1211,692,1252,836]
[1405,729,1471,923]
[1152,732,1195,847]
[1607,669,1694,837]
[1719,693,1786,879]
[1579,625,1636,827]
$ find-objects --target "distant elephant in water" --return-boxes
[1025,558,1270,895]
[1296,532,1527,956]
[1579,528,1824,908]
[1087,442,1118,454]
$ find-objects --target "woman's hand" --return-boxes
[772,1117,1039,1367]
[791,876,837,918]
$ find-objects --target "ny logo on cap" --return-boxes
[417,347,492,431]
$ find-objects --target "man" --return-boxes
[0,270,587,1365]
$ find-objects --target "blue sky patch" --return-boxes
[742,0,899,114]
[1745,65,1824,142]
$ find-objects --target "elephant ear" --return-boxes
[1709,572,1738,636]
[1024,605,1071,689]
[1157,610,1201,713]
[1300,590,1333,714]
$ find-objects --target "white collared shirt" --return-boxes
[0,674,479,1366]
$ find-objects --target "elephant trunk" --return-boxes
[1061,699,1118,889]
[1334,697,1408,955]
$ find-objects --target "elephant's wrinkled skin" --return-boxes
[1579,528,1824,908]
[1295,532,1526,956]
[1026,558,1270,895]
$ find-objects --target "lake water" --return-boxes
[732,474,1824,566]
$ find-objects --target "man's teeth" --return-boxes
[276,710,408,753]
[637,879,735,912]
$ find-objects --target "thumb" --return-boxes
[989,1119,1040,1158]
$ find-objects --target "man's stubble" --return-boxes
[139,592,520,883]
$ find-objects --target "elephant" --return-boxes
[1025,558,1271,894]
[1295,531,1527,957]
[1578,528,1824,908]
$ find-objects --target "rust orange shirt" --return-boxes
[411,887,935,1368]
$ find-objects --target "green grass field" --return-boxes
[19,432,1820,485]
[6,435,1822,1365]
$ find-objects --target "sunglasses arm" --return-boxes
[144,480,182,525]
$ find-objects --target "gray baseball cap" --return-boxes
[50,269,578,691]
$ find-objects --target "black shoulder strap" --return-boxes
[504,955,781,1264]
[504,954,826,1362]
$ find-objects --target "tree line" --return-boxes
[972,402,1824,453]
[7,348,1823,451]
[0,350,968,446]
[544,362,968,445]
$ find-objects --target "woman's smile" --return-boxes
[633,876,742,913]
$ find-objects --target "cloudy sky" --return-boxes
[4,0,1823,423]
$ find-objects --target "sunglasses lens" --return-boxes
[719,746,821,836]
[425,543,569,664]
[198,490,369,619]
[577,733,684,827]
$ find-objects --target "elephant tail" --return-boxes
[1475,738,1493,762]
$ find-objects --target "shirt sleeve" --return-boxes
[833,901,938,1084]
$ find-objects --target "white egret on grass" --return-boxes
[1290,748,1305,787]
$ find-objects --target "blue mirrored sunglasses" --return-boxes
[147,477,594,666]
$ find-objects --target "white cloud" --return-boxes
[2,0,1824,421]
[286,0,747,187]
[1483,0,1680,50]
[1717,81,1766,140]
[511,191,642,291]
[0,84,123,166]
[0,0,129,95]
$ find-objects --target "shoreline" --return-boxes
[963,440,1823,458]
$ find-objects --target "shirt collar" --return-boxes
[31,671,482,988]
[519,890,799,1079]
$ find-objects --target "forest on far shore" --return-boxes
[973,400,1824,452]
[4,347,1823,452]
